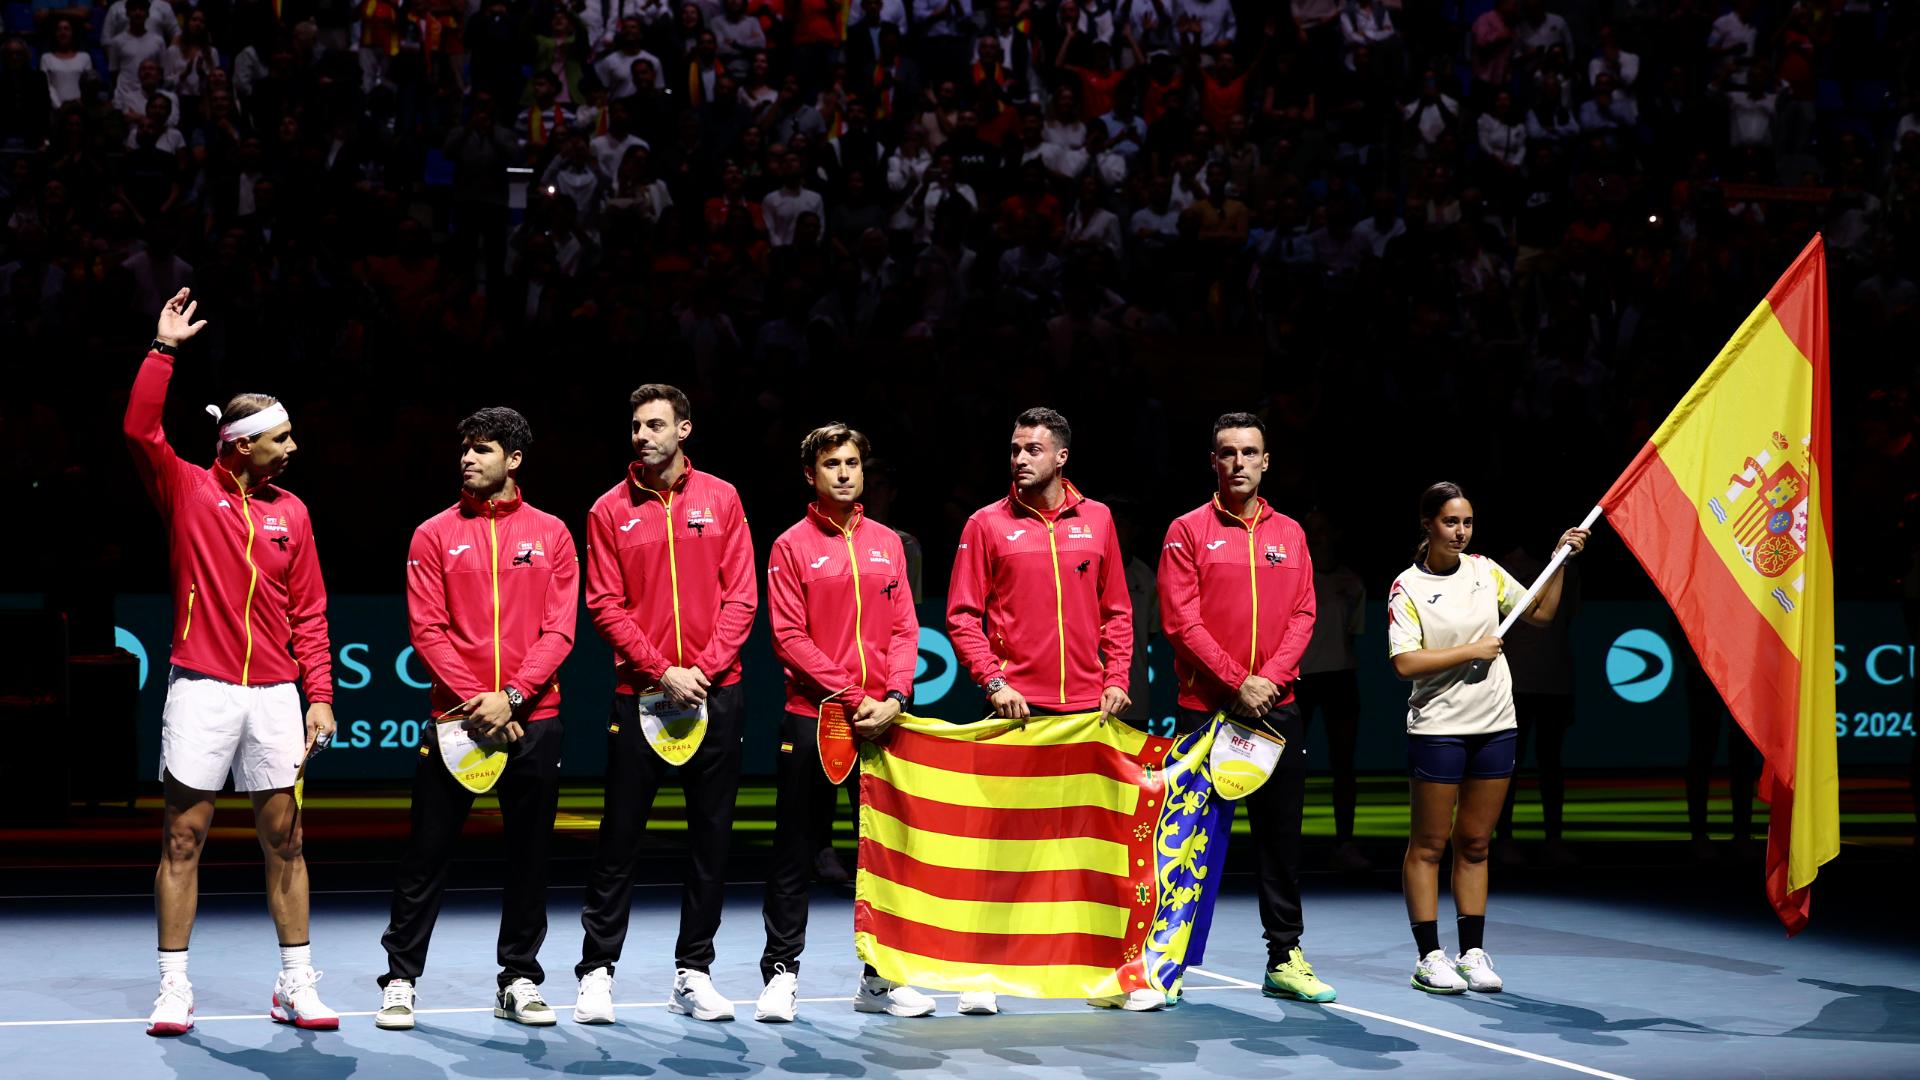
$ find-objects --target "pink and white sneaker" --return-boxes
[270,967,340,1030]
[146,975,194,1037]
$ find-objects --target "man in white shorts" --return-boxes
[124,289,339,1036]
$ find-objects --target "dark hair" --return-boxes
[630,383,691,422]
[799,422,871,471]
[216,393,280,453]
[459,407,533,457]
[1212,411,1266,442]
[1014,406,1071,450]
[1415,481,1468,565]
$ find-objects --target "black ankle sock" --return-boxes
[1411,920,1440,957]
[1457,915,1486,953]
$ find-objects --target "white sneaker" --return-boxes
[573,967,615,1024]
[146,974,194,1037]
[754,967,798,1023]
[1411,950,1470,994]
[956,991,999,1015]
[1453,948,1504,992]
[494,978,556,1026]
[1087,987,1166,1012]
[670,969,735,1021]
[270,967,340,1030]
[854,975,935,1017]
[375,979,416,1030]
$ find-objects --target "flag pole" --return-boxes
[1464,504,1605,684]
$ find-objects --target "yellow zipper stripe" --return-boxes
[1047,521,1065,704]
[239,492,257,685]
[661,490,684,665]
[489,514,502,691]
[843,525,868,688]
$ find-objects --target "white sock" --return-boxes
[279,943,312,974]
[158,949,188,982]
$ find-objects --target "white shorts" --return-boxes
[159,667,304,792]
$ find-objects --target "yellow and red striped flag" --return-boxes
[855,711,1247,998]
[1599,234,1838,933]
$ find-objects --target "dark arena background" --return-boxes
[3,0,1919,1077]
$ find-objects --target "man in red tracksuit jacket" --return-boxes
[375,407,578,1031]
[945,406,1135,1015]
[752,423,933,1023]
[124,289,338,1037]
[1157,411,1335,1004]
[574,383,758,1025]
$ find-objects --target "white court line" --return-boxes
[0,984,1256,1029]
[1187,967,1635,1080]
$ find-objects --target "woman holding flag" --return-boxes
[1385,482,1587,994]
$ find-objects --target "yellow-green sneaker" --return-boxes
[1262,947,1336,1003]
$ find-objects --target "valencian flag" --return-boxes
[854,711,1276,998]
[1598,234,1838,933]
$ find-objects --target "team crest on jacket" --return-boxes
[1067,523,1095,541]
[686,507,716,531]
[868,549,892,565]
[1705,430,1812,613]
[1265,543,1287,565]
[514,539,546,566]
[262,515,290,533]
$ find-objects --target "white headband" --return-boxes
[205,402,290,446]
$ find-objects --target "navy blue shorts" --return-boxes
[1407,729,1518,784]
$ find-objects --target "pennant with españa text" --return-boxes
[853,712,1267,998]
[1598,234,1838,933]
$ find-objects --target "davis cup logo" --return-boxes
[1607,629,1672,703]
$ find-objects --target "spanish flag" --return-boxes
[855,712,1253,998]
[1599,234,1837,933]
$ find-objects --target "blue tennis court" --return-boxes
[5,868,1916,1079]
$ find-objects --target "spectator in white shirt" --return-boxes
[1178,0,1238,55]
[1708,0,1759,64]
[908,150,977,244]
[1587,24,1639,89]
[108,1,168,118]
[1087,123,1129,188]
[105,0,177,44]
[1478,91,1527,169]
[1402,71,1460,148]
[885,124,933,231]
[590,100,650,178]
[710,0,767,64]
[595,18,665,99]
[1350,189,1405,258]
[1065,174,1122,258]
[119,58,175,123]
[1579,73,1638,133]
[583,0,676,51]
[1526,75,1582,146]
[39,17,97,109]
[1717,63,1781,149]
[1340,0,1397,72]
[1513,0,1572,66]
[540,133,611,218]
[1130,174,1182,246]
[763,150,826,246]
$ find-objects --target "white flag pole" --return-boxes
[1464,504,1604,684]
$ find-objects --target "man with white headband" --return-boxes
[124,288,340,1037]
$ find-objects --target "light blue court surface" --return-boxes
[3,882,1917,1079]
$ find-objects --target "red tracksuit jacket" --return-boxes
[124,351,333,701]
[767,504,919,718]
[946,482,1133,711]
[406,489,579,722]
[585,460,757,693]
[1158,496,1317,713]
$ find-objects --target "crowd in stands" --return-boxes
[1,0,1916,611]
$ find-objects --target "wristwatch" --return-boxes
[983,677,1008,695]
[149,338,177,356]
[504,686,526,710]
[885,690,909,707]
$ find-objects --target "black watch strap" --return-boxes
[149,338,177,356]
[886,690,909,706]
